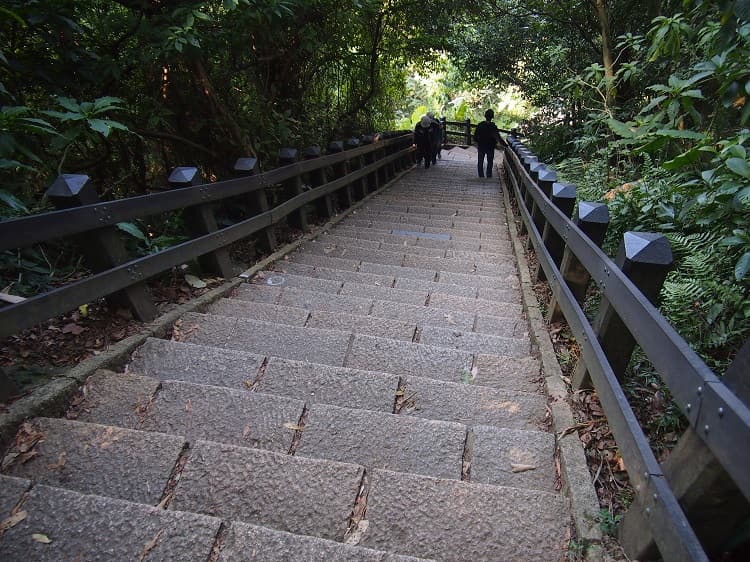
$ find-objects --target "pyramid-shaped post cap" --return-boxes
[345,138,360,149]
[523,154,539,165]
[622,232,673,265]
[327,140,344,153]
[578,201,610,224]
[530,161,547,173]
[361,134,374,145]
[278,148,298,164]
[538,169,558,183]
[46,174,92,199]
[552,182,577,199]
[233,157,258,175]
[168,166,202,187]
[303,145,322,159]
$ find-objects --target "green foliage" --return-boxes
[597,508,622,536]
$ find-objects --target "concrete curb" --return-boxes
[0,165,414,450]
[500,176,604,560]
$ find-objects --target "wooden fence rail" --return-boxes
[0,133,414,344]
[503,137,750,561]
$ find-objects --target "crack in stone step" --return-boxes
[206,521,230,562]
[247,356,270,391]
[287,405,309,456]
[343,471,370,546]
[156,443,191,509]
[461,429,475,482]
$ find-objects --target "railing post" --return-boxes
[526,168,558,251]
[619,337,750,559]
[535,182,576,282]
[345,137,367,199]
[464,118,472,145]
[572,232,673,389]
[519,162,548,236]
[46,174,157,321]
[440,117,447,145]
[278,148,308,231]
[547,202,610,323]
[233,157,277,254]
[361,134,379,193]
[303,145,334,220]
[168,166,235,278]
[327,140,353,208]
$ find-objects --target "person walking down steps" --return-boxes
[473,109,505,178]
[413,115,436,169]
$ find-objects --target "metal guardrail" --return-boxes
[503,138,750,561]
[0,134,414,341]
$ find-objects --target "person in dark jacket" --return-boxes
[473,109,504,178]
[427,111,442,163]
[413,115,435,168]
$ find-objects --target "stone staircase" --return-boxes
[0,149,571,561]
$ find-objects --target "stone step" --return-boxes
[0,484,221,561]
[2,417,183,505]
[0,474,28,515]
[170,439,364,541]
[179,312,350,366]
[398,375,546,431]
[129,337,264,389]
[419,325,528,355]
[296,404,466,480]
[346,334,472,382]
[270,261,396,287]
[247,271,343,293]
[219,522,431,561]
[358,469,568,561]
[259,357,400,412]
[333,227,483,252]
[297,242,407,267]
[470,426,557,492]
[76,370,304,452]
[234,280,523,323]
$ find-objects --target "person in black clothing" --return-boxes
[427,111,442,163]
[473,109,504,178]
[413,115,435,168]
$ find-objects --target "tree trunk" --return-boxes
[593,0,616,109]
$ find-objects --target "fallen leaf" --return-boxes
[511,463,537,473]
[344,519,369,546]
[0,510,27,532]
[184,274,206,289]
[61,323,85,335]
[32,533,52,544]
[185,399,192,413]
[47,452,67,471]
[242,425,252,440]
[283,422,303,431]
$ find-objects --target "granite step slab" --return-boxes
[248,271,343,293]
[296,404,466,480]
[471,426,557,492]
[378,242,447,258]
[360,469,568,561]
[436,270,520,290]
[219,522,432,561]
[269,261,396,287]
[2,417,183,505]
[258,357,400,412]
[129,337,264,388]
[207,299,310,326]
[404,255,515,277]
[299,242,406,267]
[358,262,437,281]
[341,281,427,306]
[170,439,364,541]
[179,312,350,366]
[427,293,522,319]
[231,285,372,316]
[346,334,473,383]
[370,300,475,332]
[77,371,304,452]
[0,485,220,561]
[473,354,542,393]
[290,253,361,271]
[399,375,546,430]
[312,233,381,249]
[335,228,482,252]
[419,326,528,357]
[306,310,416,341]
[393,278,478,299]
[0,474,28,515]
